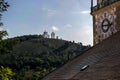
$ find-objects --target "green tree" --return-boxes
[0,0,9,53]
[0,66,14,80]
[0,1,12,80]
[0,0,9,40]
[0,31,7,40]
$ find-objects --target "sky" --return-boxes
[1,0,97,45]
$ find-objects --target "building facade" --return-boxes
[91,0,120,45]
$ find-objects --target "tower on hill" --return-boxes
[51,32,55,39]
[91,0,120,45]
[42,30,49,38]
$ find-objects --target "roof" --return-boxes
[42,31,120,80]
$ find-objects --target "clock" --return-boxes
[101,12,113,33]
[95,11,115,43]
[96,12,114,33]
[101,18,112,33]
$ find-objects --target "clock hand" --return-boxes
[102,23,113,26]
[102,24,109,26]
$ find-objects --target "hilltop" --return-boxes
[0,34,91,79]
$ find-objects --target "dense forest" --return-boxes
[0,34,91,79]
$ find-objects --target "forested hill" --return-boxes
[0,34,91,79]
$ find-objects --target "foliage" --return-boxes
[0,0,9,13]
[0,35,91,79]
[0,0,9,54]
[0,31,8,40]
[0,0,9,40]
[0,2,13,79]
[0,66,14,80]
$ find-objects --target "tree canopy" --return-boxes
[0,35,91,79]
[0,0,9,40]
[0,66,14,80]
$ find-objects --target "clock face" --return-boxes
[94,7,117,45]
[95,11,115,43]
[101,18,112,33]
[98,12,114,33]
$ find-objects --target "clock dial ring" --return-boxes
[101,18,112,33]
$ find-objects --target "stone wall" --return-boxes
[92,1,120,45]
[115,5,120,31]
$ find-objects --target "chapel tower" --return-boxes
[51,32,55,39]
[91,0,120,45]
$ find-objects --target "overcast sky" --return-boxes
[2,0,97,45]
